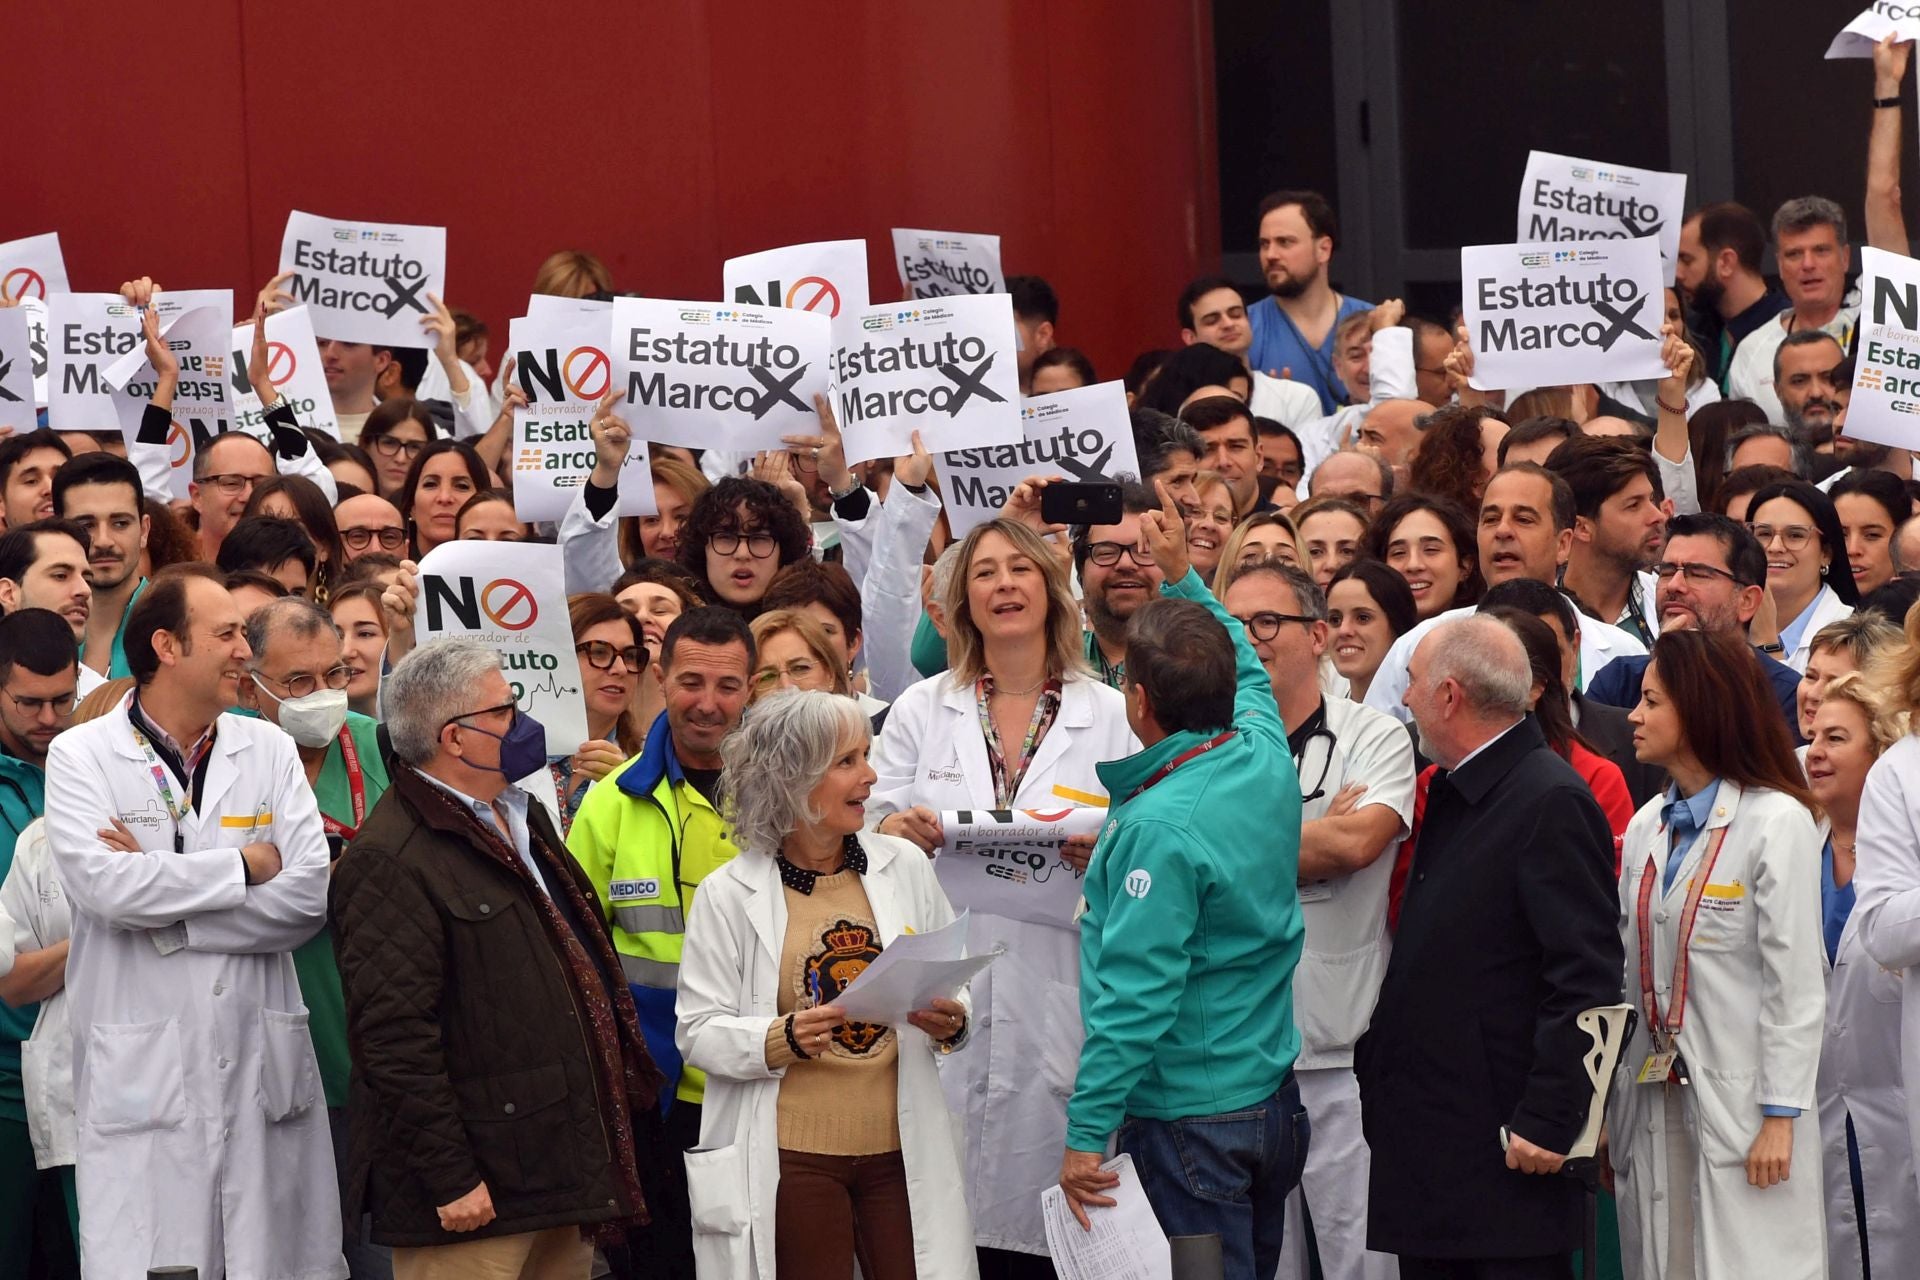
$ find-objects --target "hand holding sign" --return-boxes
[140,306,179,383]
[896,430,934,489]
[382,560,420,665]
[119,277,162,309]
[1876,30,1914,94]
[258,271,297,316]
[1370,299,1407,331]
[246,301,279,408]
[750,448,812,525]
[588,390,630,489]
[1656,323,1695,408]
[781,392,855,496]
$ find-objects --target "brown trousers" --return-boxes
[775,1148,917,1280]
[391,1226,593,1280]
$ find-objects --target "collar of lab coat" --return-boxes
[1650,776,1748,900]
[739,830,904,967]
[107,702,252,818]
[935,671,1099,795]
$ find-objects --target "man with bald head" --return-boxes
[1897,514,1920,576]
[1357,616,1623,1277]
[333,493,408,568]
[1307,450,1391,518]
[190,433,278,562]
[1356,399,1436,483]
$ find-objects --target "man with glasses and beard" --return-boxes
[1073,485,1167,689]
[52,454,148,680]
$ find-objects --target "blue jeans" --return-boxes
[1117,1076,1308,1280]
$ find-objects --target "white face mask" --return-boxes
[253,675,350,748]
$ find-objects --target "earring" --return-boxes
[1820,563,1829,577]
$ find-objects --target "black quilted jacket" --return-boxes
[332,768,639,1247]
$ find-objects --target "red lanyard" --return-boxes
[321,725,367,841]
[1635,823,1730,1051]
[1126,729,1236,801]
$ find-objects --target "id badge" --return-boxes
[1637,1051,1679,1084]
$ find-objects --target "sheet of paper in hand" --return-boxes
[1828,3,1920,57]
[891,229,1005,299]
[0,233,69,304]
[724,239,869,319]
[278,211,447,347]
[941,381,1141,537]
[510,308,657,523]
[935,808,1107,928]
[1517,151,1686,270]
[611,298,830,452]
[1462,238,1667,391]
[230,305,339,439]
[832,295,1024,465]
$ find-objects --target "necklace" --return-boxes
[989,677,1047,697]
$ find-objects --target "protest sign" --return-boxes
[278,211,447,347]
[1828,3,1920,57]
[935,809,1106,929]
[20,299,49,408]
[1842,246,1920,450]
[724,239,868,319]
[46,293,143,430]
[413,540,589,756]
[0,233,69,304]
[230,305,339,438]
[941,380,1141,536]
[0,307,34,431]
[527,293,609,320]
[610,298,829,451]
[1517,151,1686,269]
[891,229,1005,299]
[832,296,1024,465]
[509,309,658,523]
[1461,239,1666,391]
[101,289,237,443]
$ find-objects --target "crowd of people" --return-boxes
[13,32,1920,1280]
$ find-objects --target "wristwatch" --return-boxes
[1757,641,1785,655]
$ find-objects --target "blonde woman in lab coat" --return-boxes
[870,511,1137,1278]
[1609,628,1827,1280]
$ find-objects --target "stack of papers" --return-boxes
[1039,1154,1172,1280]
[832,911,998,1025]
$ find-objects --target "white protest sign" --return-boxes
[101,290,237,443]
[20,299,48,408]
[1843,246,1920,450]
[832,295,1023,465]
[935,809,1106,929]
[724,239,868,319]
[941,381,1142,537]
[46,293,142,430]
[527,293,610,320]
[1462,239,1667,391]
[0,233,69,304]
[413,540,589,756]
[231,305,339,438]
[611,298,829,451]
[0,307,34,431]
[1517,151,1687,269]
[891,228,1004,299]
[278,210,447,346]
[509,309,658,523]
[1828,3,1920,57]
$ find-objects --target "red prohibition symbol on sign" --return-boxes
[481,578,538,631]
[0,268,46,304]
[266,341,297,384]
[168,423,190,469]
[563,346,611,399]
[786,275,841,317]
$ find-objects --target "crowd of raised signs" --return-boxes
[14,18,1920,1280]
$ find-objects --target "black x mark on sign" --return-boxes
[746,363,811,419]
[1589,299,1655,351]
[936,352,1007,415]
[381,275,429,318]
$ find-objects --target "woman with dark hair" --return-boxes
[1407,404,1510,514]
[396,438,488,558]
[245,474,344,603]
[1828,467,1913,595]
[454,490,526,542]
[1325,559,1416,704]
[674,475,812,619]
[1132,343,1249,415]
[1366,492,1482,619]
[1291,496,1370,588]
[358,397,436,498]
[141,496,199,575]
[549,593,650,837]
[1029,347,1096,395]
[1747,479,1859,672]
[1684,399,1767,516]
[1612,628,1825,1280]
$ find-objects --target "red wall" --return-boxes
[14,1,1218,384]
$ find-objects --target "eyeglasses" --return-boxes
[369,436,427,460]
[340,525,408,551]
[3,689,75,718]
[790,451,820,475]
[754,658,822,688]
[577,640,647,672]
[1652,560,1752,587]
[1085,541,1154,567]
[441,699,517,734]
[1747,522,1817,552]
[1233,611,1319,642]
[199,473,270,496]
[710,531,777,558]
[253,663,355,700]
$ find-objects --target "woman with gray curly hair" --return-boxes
[675,690,978,1280]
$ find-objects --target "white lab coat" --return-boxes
[44,705,344,1280]
[1608,781,1827,1280]
[1851,736,1920,1272]
[1814,816,1920,1280]
[0,819,74,1168]
[869,670,1137,1255]
[676,833,977,1280]
[1780,585,1855,675]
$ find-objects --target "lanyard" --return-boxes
[975,678,1061,809]
[1127,729,1237,801]
[1634,823,1731,1051]
[322,724,367,840]
[127,720,195,854]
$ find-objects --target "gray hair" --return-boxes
[928,540,966,614]
[244,596,336,666]
[1221,557,1325,619]
[718,690,870,855]
[1772,195,1847,246]
[1422,616,1531,718]
[385,638,504,766]
[1725,422,1808,479]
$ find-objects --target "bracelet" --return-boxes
[827,475,863,501]
[1756,641,1785,655]
[1655,396,1687,416]
[783,1013,811,1060]
[1877,96,1903,109]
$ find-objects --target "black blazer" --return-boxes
[1573,693,1667,810]
[1355,716,1624,1260]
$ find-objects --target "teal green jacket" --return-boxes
[0,750,43,1120]
[80,576,146,679]
[1066,568,1305,1149]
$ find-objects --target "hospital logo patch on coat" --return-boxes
[611,878,661,899]
[1125,869,1153,899]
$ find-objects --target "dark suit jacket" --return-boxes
[1572,693,1666,809]
[1355,716,1624,1259]
[1586,649,1805,744]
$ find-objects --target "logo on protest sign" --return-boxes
[1517,152,1686,267]
[1,269,46,304]
[522,343,612,402]
[0,234,69,309]
[278,211,447,347]
[510,307,654,525]
[891,228,1005,300]
[1461,238,1667,391]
